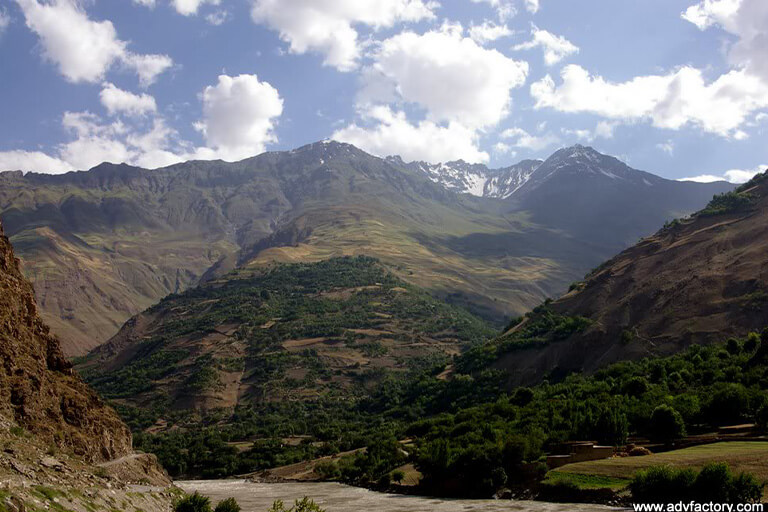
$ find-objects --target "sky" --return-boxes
[0,0,766,183]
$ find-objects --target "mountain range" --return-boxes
[462,170,768,385]
[0,141,731,355]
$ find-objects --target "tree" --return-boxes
[175,493,212,512]
[648,405,686,443]
[214,498,241,512]
[391,469,406,484]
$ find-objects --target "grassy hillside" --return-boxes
[80,255,494,411]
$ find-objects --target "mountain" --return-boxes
[0,141,732,356]
[79,256,495,415]
[388,156,543,199]
[0,219,171,509]
[460,170,768,385]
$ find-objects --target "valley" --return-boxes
[0,142,730,355]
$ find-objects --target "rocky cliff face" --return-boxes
[0,219,131,463]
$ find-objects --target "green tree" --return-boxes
[175,493,212,512]
[214,498,241,512]
[648,405,686,443]
[391,469,405,484]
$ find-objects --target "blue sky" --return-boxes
[0,0,766,182]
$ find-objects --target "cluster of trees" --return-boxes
[456,304,593,373]
[314,437,406,487]
[402,330,768,496]
[631,463,763,503]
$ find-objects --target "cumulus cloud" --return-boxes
[468,20,512,45]
[172,0,221,16]
[513,26,578,65]
[500,127,559,151]
[524,0,540,14]
[250,0,438,71]
[0,73,285,173]
[470,0,517,21]
[0,150,73,174]
[100,83,157,116]
[679,164,766,184]
[364,28,529,128]
[531,65,768,138]
[682,0,768,84]
[333,106,489,163]
[334,26,528,162]
[195,74,284,161]
[16,0,172,85]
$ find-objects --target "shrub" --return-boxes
[175,492,212,512]
[391,469,405,484]
[631,463,764,504]
[648,405,686,443]
[268,498,325,512]
[214,498,241,512]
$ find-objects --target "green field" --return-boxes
[552,442,768,486]
[542,471,630,490]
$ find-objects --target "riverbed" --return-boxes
[177,480,617,512]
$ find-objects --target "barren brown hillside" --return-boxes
[493,171,768,384]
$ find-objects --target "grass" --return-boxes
[542,471,631,490]
[554,442,768,482]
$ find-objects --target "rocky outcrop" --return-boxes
[0,219,132,462]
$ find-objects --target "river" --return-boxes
[177,480,617,512]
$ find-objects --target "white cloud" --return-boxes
[195,74,284,161]
[679,164,766,184]
[470,0,516,21]
[0,9,10,35]
[513,25,578,65]
[15,0,172,85]
[132,0,156,7]
[123,53,173,87]
[365,28,529,129]
[335,26,528,162]
[594,120,616,139]
[657,140,675,155]
[0,150,72,174]
[205,10,228,25]
[492,142,516,157]
[524,0,540,14]
[531,65,768,138]
[100,83,157,116]
[333,106,489,163]
[468,20,512,45]
[172,0,221,16]
[0,72,287,173]
[682,0,768,85]
[500,127,559,151]
[678,174,723,183]
[250,0,438,72]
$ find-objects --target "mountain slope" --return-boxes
[80,256,495,416]
[0,218,172,510]
[1,142,731,355]
[389,156,543,198]
[0,219,131,462]
[463,170,768,385]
